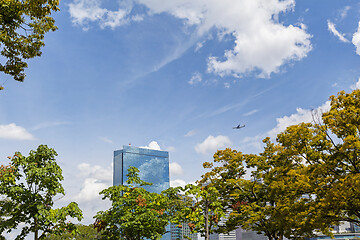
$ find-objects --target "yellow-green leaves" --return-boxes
[179,183,226,240]
[0,0,59,83]
[199,89,360,240]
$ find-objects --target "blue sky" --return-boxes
[1,0,360,225]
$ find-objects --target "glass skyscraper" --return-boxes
[113,145,171,240]
[113,145,170,193]
[113,145,197,240]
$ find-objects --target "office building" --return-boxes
[209,211,267,240]
[307,222,360,240]
[114,145,170,193]
[114,145,171,240]
[235,229,268,240]
[307,233,360,240]
[210,230,237,240]
[170,223,198,240]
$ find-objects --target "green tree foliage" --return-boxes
[206,146,331,240]
[278,89,360,225]
[45,224,102,240]
[94,166,183,240]
[179,182,226,240]
[0,145,83,240]
[199,89,360,239]
[0,0,59,87]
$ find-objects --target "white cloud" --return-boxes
[74,177,110,202]
[0,123,35,140]
[243,101,331,149]
[70,188,111,226]
[69,0,312,78]
[170,179,187,188]
[208,21,311,78]
[267,101,330,138]
[102,8,130,28]
[68,0,132,29]
[195,135,231,155]
[169,162,183,176]
[69,163,112,224]
[185,130,196,137]
[351,77,360,90]
[352,21,360,55]
[189,72,202,85]
[150,0,312,78]
[99,136,113,144]
[327,20,349,43]
[77,163,113,182]
[139,141,161,150]
[224,82,230,88]
[69,0,107,25]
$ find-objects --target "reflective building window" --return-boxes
[113,145,170,194]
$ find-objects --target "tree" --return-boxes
[0,0,59,88]
[179,182,226,240]
[45,224,103,240]
[201,142,332,240]
[94,166,183,240]
[174,149,246,240]
[276,89,360,225]
[0,145,83,240]
[200,89,360,239]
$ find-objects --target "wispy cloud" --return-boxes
[151,35,199,74]
[192,86,274,121]
[194,41,205,52]
[118,33,200,89]
[339,6,351,20]
[99,136,113,144]
[31,121,71,131]
[243,109,259,117]
[189,72,202,85]
[0,123,35,140]
[327,20,349,43]
[185,130,196,137]
[209,101,247,118]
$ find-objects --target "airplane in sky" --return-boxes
[233,124,245,129]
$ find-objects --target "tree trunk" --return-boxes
[34,217,38,240]
[205,199,209,240]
